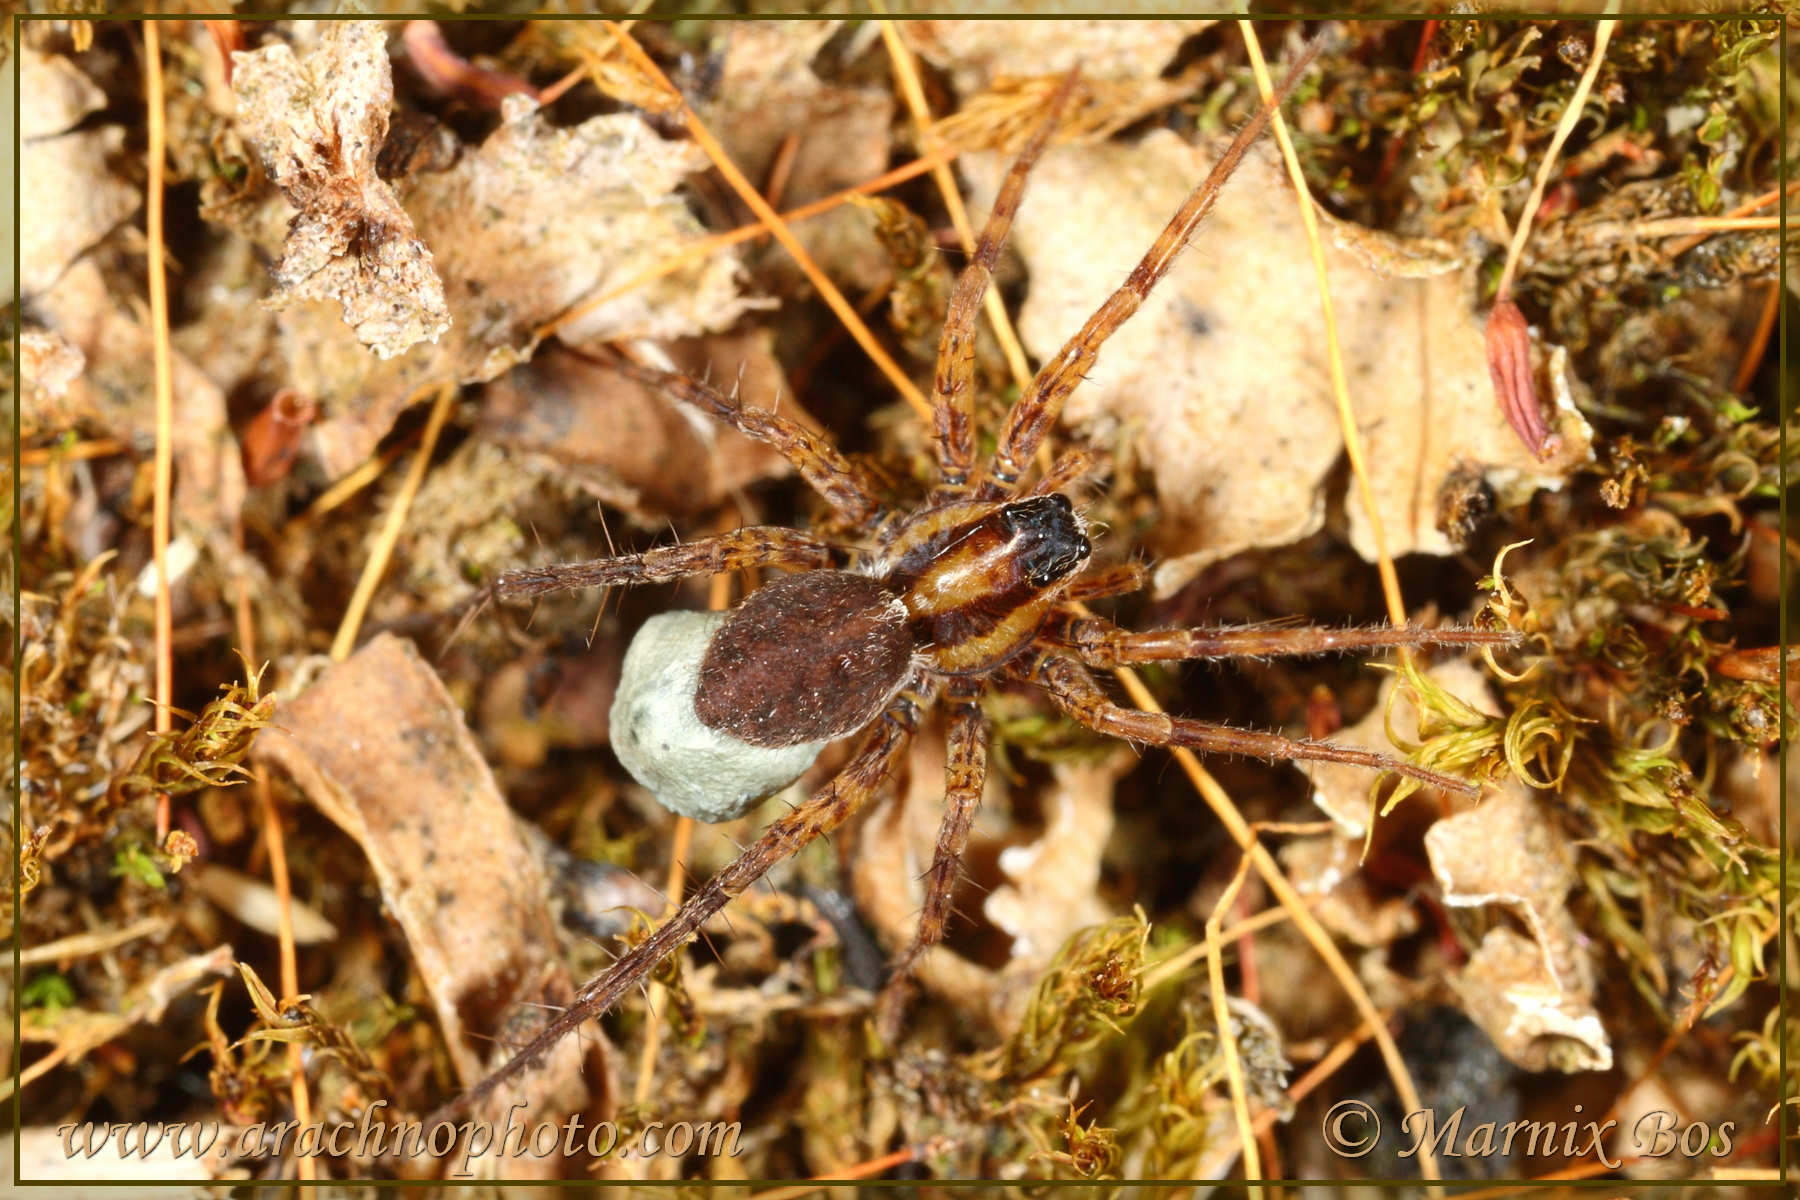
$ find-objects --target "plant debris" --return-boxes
[233,22,451,360]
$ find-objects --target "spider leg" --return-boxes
[1026,649,1482,799]
[928,73,1076,493]
[1052,612,1519,668]
[435,685,926,1123]
[494,526,840,601]
[875,678,987,1039]
[612,360,887,528]
[987,44,1320,493]
[1026,447,1095,498]
[1061,561,1150,605]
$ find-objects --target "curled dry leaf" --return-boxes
[1426,784,1612,1073]
[254,635,604,1161]
[984,751,1130,966]
[965,138,1593,596]
[20,48,139,300]
[232,21,452,359]
[1279,835,1420,949]
[1485,298,1551,458]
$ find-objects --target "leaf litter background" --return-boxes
[8,14,1795,1190]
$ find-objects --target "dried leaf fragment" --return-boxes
[233,22,450,358]
[254,635,601,1154]
[1426,784,1611,1073]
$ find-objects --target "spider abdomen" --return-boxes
[696,571,914,747]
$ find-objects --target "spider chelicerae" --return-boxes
[447,51,1513,1118]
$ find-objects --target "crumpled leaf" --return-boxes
[20,48,138,300]
[275,94,754,479]
[232,21,451,358]
[1279,835,1420,948]
[1427,784,1612,1073]
[965,137,1592,597]
[254,634,605,1157]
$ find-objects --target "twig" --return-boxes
[748,1143,930,1199]
[144,22,175,842]
[1664,179,1800,258]
[603,22,933,421]
[329,383,458,662]
[20,439,127,466]
[1735,281,1781,394]
[1241,30,1410,638]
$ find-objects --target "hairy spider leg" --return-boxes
[611,360,887,528]
[1060,561,1151,605]
[493,526,840,601]
[987,43,1321,493]
[1052,611,1520,668]
[1025,447,1095,498]
[434,683,929,1125]
[874,677,988,1038]
[1027,651,1483,798]
[928,72,1078,493]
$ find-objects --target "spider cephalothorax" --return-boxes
[444,48,1514,1121]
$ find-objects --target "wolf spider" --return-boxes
[446,52,1511,1119]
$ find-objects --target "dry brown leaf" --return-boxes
[903,19,1212,94]
[232,21,451,359]
[276,93,753,479]
[478,332,799,524]
[20,50,138,300]
[1427,785,1611,1073]
[965,137,1592,597]
[255,635,605,1162]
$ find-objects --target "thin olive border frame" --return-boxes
[8,7,1790,1192]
